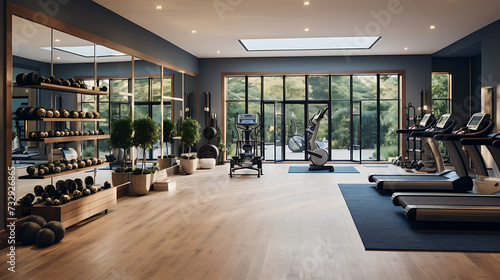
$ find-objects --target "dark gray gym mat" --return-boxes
[338,183,500,252]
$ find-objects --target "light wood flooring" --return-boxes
[1,164,500,280]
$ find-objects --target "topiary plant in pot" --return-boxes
[108,117,134,187]
[179,117,201,174]
[158,117,176,169]
[131,117,160,195]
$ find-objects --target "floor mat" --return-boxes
[288,166,359,173]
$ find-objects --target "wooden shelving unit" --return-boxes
[14,82,108,95]
[19,162,110,179]
[22,134,110,143]
[17,187,117,228]
[15,117,106,122]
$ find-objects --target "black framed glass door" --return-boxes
[263,101,284,162]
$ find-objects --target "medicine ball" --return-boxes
[26,215,47,227]
[26,165,36,176]
[17,221,41,245]
[35,107,46,118]
[34,185,44,196]
[35,228,55,247]
[43,221,66,243]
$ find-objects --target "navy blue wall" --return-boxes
[434,19,500,128]
[199,55,432,134]
[9,0,199,75]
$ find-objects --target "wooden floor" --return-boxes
[2,164,500,280]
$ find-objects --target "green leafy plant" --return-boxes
[133,117,160,174]
[108,117,134,171]
[163,118,176,157]
[179,117,201,156]
[216,125,225,165]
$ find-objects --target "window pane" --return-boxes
[134,105,149,120]
[353,75,377,100]
[264,76,283,101]
[380,100,399,161]
[285,103,305,160]
[432,73,450,99]
[332,76,350,100]
[362,101,378,160]
[227,76,245,100]
[82,94,94,103]
[285,76,305,100]
[432,100,449,118]
[135,78,149,102]
[111,104,120,121]
[163,77,172,97]
[380,75,399,99]
[99,103,110,134]
[248,77,261,101]
[152,78,161,101]
[112,79,128,102]
[98,139,111,158]
[163,104,172,119]
[226,101,245,159]
[248,101,261,115]
[98,80,110,101]
[120,104,129,118]
[308,75,329,100]
[331,101,350,160]
[82,141,94,158]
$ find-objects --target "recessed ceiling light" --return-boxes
[430,25,436,30]
[404,47,408,50]
[156,5,162,10]
[56,57,61,59]
[304,28,309,32]
[304,1,310,6]
[239,36,381,51]
[217,51,221,53]
[55,39,60,42]
[191,30,197,34]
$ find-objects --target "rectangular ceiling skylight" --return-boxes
[239,37,381,51]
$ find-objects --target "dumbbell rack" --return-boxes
[14,81,116,226]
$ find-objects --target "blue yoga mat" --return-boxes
[288,166,359,173]
[339,183,500,252]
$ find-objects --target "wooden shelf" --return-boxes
[41,118,106,122]
[16,187,117,228]
[22,134,110,143]
[16,117,106,122]
[19,162,110,179]
[14,82,108,95]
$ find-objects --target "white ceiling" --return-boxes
[93,0,500,58]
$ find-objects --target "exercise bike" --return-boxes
[229,113,264,178]
[288,111,328,153]
[307,107,334,172]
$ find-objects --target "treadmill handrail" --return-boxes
[410,120,456,137]
[396,118,436,134]
[434,120,494,141]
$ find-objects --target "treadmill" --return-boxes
[369,113,494,192]
[392,131,500,223]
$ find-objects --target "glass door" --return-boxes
[263,102,284,162]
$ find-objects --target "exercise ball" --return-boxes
[43,221,66,243]
[25,215,47,227]
[35,228,55,247]
[17,222,41,245]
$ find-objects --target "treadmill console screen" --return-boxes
[419,114,432,126]
[466,113,489,131]
[436,114,451,129]
[237,114,259,125]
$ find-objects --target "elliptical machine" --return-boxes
[307,107,334,172]
[229,113,264,178]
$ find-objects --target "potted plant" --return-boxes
[131,117,160,195]
[108,117,134,187]
[179,117,201,175]
[158,117,177,170]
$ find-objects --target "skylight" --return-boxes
[239,37,381,51]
